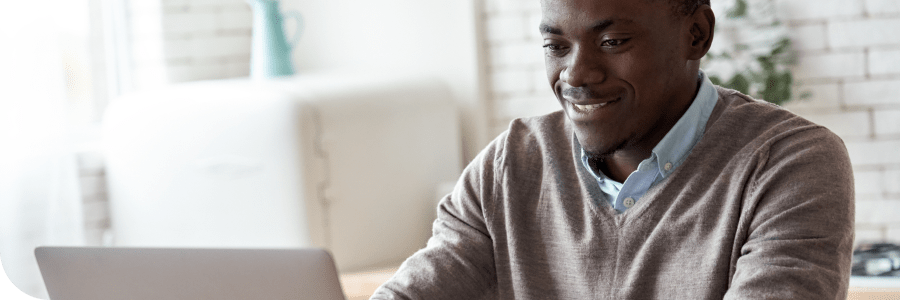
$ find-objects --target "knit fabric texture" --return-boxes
[370,87,855,300]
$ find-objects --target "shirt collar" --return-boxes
[648,69,718,178]
[580,70,718,182]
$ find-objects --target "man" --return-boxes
[371,0,854,298]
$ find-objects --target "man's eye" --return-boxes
[600,39,628,47]
[542,44,567,55]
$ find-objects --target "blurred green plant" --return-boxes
[703,0,807,105]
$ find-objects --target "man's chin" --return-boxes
[583,148,614,162]
[579,137,622,162]
[573,124,630,162]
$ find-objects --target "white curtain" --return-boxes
[0,1,86,299]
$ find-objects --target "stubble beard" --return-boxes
[582,139,628,164]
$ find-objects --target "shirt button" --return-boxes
[623,197,635,208]
[664,162,673,171]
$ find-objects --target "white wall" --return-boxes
[79,0,900,256]
[127,0,488,161]
[83,0,488,243]
[283,0,488,160]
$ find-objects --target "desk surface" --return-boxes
[339,269,900,300]
[339,267,398,300]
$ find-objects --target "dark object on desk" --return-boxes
[852,243,900,276]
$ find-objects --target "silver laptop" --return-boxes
[35,247,346,300]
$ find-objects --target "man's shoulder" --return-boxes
[705,86,845,158]
[711,86,827,137]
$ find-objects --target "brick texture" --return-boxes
[845,140,900,166]
[794,51,866,80]
[886,225,900,243]
[137,0,252,85]
[856,198,900,224]
[802,111,871,138]
[786,23,828,52]
[866,0,900,15]
[869,48,900,76]
[853,170,883,198]
[775,0,864,21]
[885,169,900,195]
[844,79,900,107]
[874,110,900,137]
[828,19,900,49]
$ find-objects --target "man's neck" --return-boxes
[596,150,649,183]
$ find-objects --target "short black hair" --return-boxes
[670,0,710,16]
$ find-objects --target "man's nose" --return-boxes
[560,47,606,87]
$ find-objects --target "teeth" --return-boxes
[573,102,607,112]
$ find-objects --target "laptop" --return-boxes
[34,247,347,300]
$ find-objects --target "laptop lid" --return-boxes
[34,247,346,300]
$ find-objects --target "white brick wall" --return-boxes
[130,0,252,85]
[885,169,900,195]
[846,140,900,166]
[854,170,883,198]
[844,79,900,107]
[79,0,900,248]
[163,11,217,34]
[802,111,871,139]
[866,0,900,15]
[77,151,110,246]
[490,68,533,94]
[783,82,842,110]
[869,48,900,76]
[489,41,543,67]
[887,226,900,244]
[486,13,529,42]
[77,0,255,248]
[795,51,866,80]
[828,19,900,49]
[856,199,900,224]
[483,0,540,14]
[855,226,886,244]
[774,0,864,21]
[785,23,827,52]
[874,110,900,137]
[479,0,900,244]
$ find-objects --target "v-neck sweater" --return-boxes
[371,87,855,300]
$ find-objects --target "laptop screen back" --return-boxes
[34,247,346,300]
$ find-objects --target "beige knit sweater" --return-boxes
[371,87,855,299]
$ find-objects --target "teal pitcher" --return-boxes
[247,0,303,79]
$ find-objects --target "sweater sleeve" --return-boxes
[724,126,855,299]
[368,132,505,300]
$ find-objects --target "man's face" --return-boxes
[540,0,698,158]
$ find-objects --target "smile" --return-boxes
[569,98,619,114]
[572,102,610,112]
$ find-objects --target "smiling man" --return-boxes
[371,0,854,299]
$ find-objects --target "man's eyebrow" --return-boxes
[588,19,615,33]
[539,19,623,35]
[539,23,562,35]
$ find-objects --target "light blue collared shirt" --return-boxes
[580,70,718,213]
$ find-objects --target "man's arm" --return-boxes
[369,134,504,300]
[725,126,855,299]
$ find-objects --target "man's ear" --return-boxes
[686,4,715,60]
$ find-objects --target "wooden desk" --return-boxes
[848,276,900,299]
[339,270,900,300]
[339,267,398,300]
